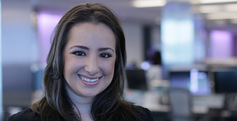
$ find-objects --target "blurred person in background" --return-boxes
[147,51,163,87]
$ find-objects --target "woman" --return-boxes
[7,3,154,121]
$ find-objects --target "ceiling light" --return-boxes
[198,5,222,13]
[206,12,237,20]
[224,4,237,12]
[132,0,166,8]
[199,0,237,4]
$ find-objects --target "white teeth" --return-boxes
[81,76,99,82]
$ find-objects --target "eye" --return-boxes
[100,53,112,58]
[71,51,86,56]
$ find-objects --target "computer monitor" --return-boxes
[214,70,237,93]
[125,69,148,90]
[32,67,44,91]
[169,69,211,95]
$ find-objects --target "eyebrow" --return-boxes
[70,45,115,52]
[99,48,115,52]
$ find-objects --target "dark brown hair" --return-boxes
[32,3,141,121]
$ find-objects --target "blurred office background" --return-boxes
[2,0,237,121]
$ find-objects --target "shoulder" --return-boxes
[132,105,154,121]
[6,108,40,121]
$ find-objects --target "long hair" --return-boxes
[32,3,141,121]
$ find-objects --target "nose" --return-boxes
[85,55,99,76]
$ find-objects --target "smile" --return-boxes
[78,75,102,85]
[81,76,99,82]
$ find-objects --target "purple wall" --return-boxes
[37,12,62,65]
[210,30,233,59]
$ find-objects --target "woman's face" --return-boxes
[64,22,116,99]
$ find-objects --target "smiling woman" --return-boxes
[63,23,116,99]
[6,3,154,121]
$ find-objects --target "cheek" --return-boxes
[64,57,83,79]
[64,57,73,73]
[64,59,72,82]
[102,60,116,78]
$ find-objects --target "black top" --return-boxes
[6,106,154,121]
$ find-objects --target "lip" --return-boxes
[78,74,102,86]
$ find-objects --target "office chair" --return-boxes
[168,87,193,121]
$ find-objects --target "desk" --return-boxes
[193,94,225,114]
[124,89,225,114]
[124,89,237,121]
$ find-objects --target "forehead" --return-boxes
[67,22,116,48]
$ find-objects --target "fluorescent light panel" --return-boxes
[132,0,166,8]
[198,5,222,13]
[206,12,237,19]
[198,4,237,14]
[133,0,237,8]
[224,4,237,12]
[199,0,237,4]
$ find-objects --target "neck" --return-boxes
[65,85,93,116]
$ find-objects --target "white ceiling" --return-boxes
[35,0,163,24]
[35,0,237,32]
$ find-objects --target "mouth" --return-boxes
[78,74,102,85]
